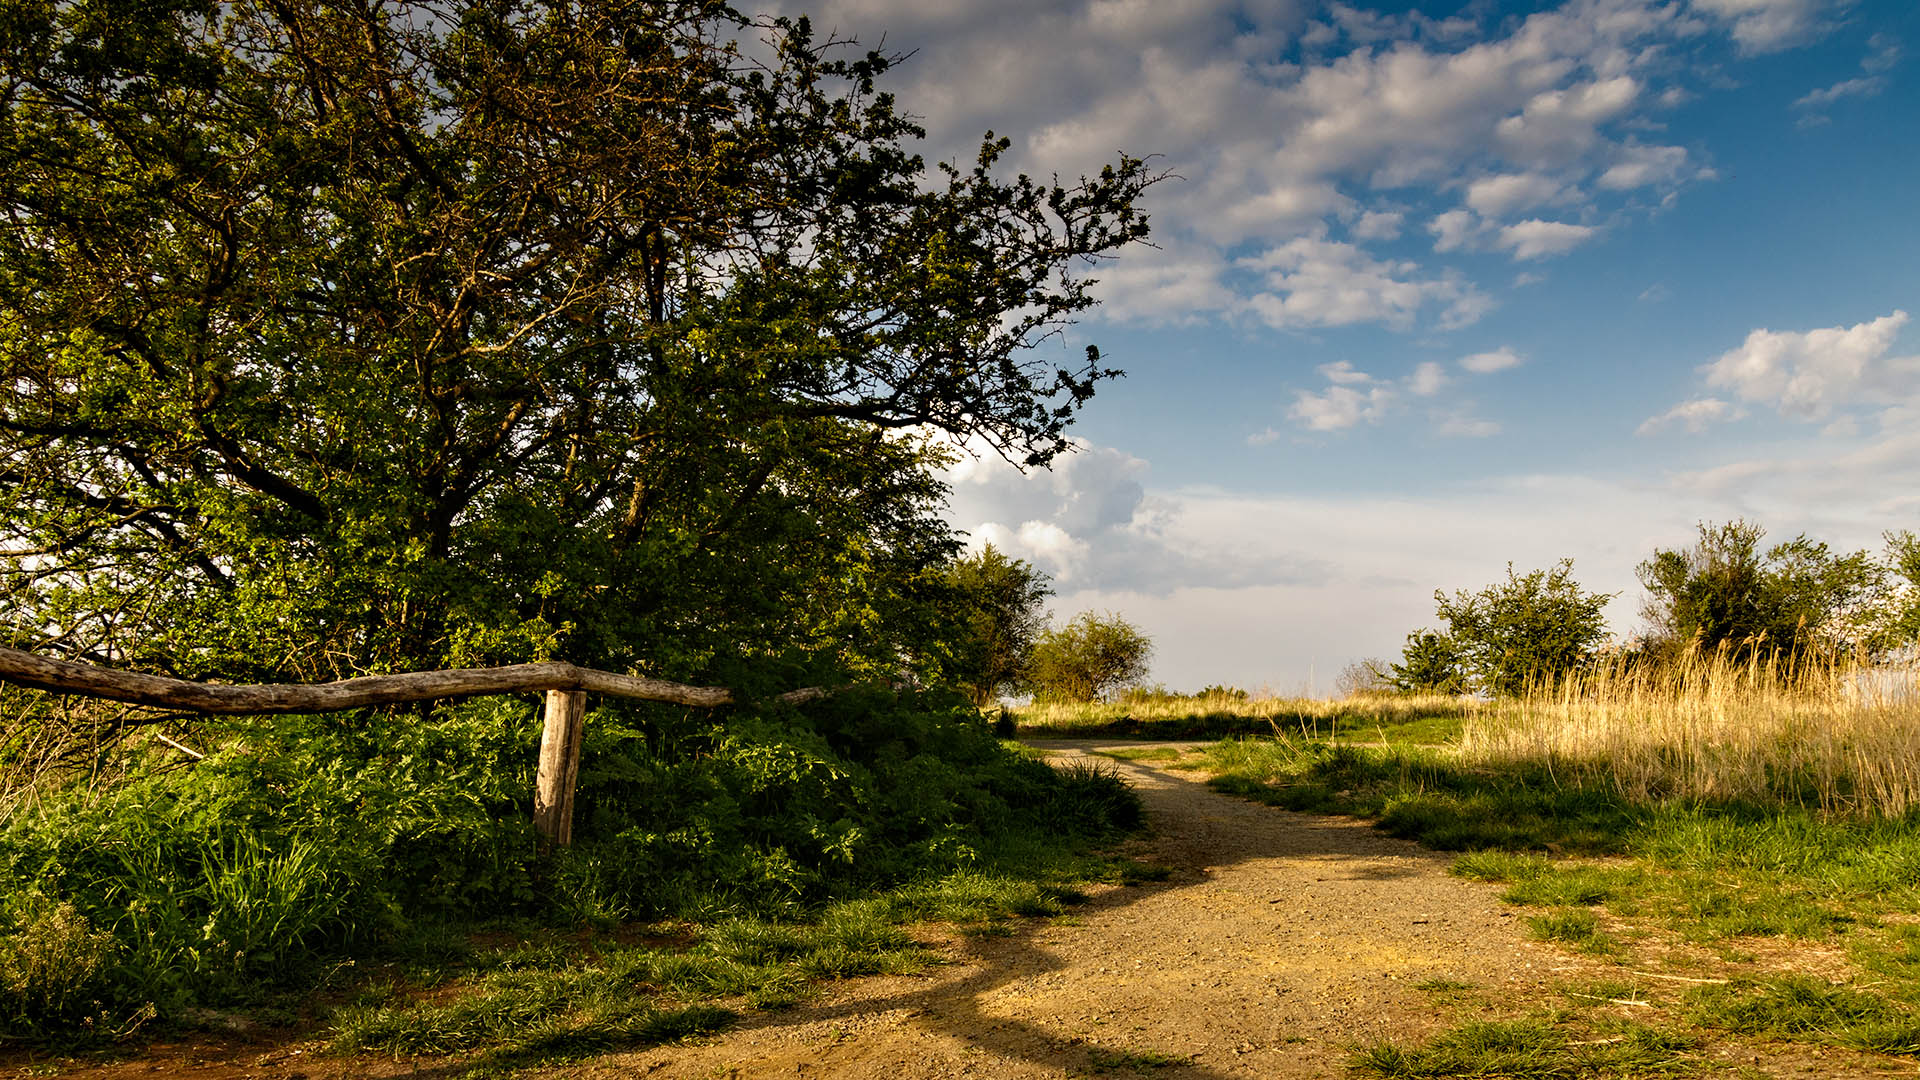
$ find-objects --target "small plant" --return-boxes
[1085,1045,1191,1070]
[0,893,117,1036]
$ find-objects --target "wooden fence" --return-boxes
[0,645,835,849]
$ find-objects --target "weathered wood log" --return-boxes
[533,690,587,851]
[0,644,830,714]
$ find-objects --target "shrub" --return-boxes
[0,893,117,1037]
[1029,612,1153,702]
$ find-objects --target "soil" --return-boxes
[576,739,1586,1079]
[15,739,1890,1079]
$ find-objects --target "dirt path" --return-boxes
[590,740,1590,1079]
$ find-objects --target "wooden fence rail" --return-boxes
[0,644,835,850]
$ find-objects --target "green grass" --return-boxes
[328,843,1161,1072]
[1351,1018,1697,1078]
[1205,734,1920,1068]
[1014,692,1468,743]
[1094,746,1184,762]
[1084,1044,1192,1070]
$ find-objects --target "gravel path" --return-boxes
[601,739,1586,1079]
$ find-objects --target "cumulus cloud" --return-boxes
[1597,143,1694,190]
[1350,210,1406,240]
[1466,172,1570,217]
[1691,0,1838,55]
[1702,310,1917,419]
[1498,219,1600,259]
[1239,239,1491,331]
[1460,346,1526,373]
[1408,361,1449,397]
[1290,383,1396,431]
[774,0,1773,327]
[1637,397,1745,434]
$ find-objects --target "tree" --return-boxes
[944,545,1052,707]
[0,0,1156,686]
[1435,561,1611,697]
[1028,612,1152,703]
[1882,530,1920,654]
[1638,520,1884,662]
[1383,630,1466,694]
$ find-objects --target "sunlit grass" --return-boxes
[1012,689,1470,743]
[1465,650,1920,818]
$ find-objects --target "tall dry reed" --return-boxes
[1462,647,1920,818]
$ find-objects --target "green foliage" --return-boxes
[0,0,1155,688]
[1687,977,1920,1054]
[1351,1019,1695,1078]
[0,893,118,1035]
[0,692,1144,1040]
[942,544,1053,706]
[1883,530,1920,649]
[1385,630,1466,694]
[1638,520,1886,662]
[1434,560,1612,697]
[1028,611,1153,703]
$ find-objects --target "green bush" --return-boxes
[0,893,118,1036]
[0,689,1140,1040]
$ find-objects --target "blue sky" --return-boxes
[779,0,1920,692]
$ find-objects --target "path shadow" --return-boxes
[639,739,1480,1077]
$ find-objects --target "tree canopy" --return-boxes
[1434,560,1611,697]
[1028,611,1152,703]
[1637,520,1885,662]
[0,0,1155,686]
[943,544,1051,707]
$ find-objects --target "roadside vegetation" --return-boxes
[0,0,1161,1064]
[1013,686,1470,742]
[0,690,1145,1060]
[1204,649,1920,1076]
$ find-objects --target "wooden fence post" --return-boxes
[533,689,586,851]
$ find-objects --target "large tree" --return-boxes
[943,544,1051,707]
[1637,520,1884,663]
[0,0,1155,685]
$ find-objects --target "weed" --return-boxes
[1351,1018,1695,1078]
[1526,909,1619,955]
[1085,1044,1191,1070]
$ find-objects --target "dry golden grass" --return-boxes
[1012,689,1471,742]
[1464,650,1920,818]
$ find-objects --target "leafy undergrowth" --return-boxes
[0,689,1148,1058]
[1205,737,1920,1070]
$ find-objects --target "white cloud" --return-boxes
[1498,219,1600,259]
[1319,359,1374,385]
[777,0,1763,326]
[1239,238,1491,331]
[1289,383,1395,431]
[1690,0,1837,54]
[1436,411,1502,437]
[1793,76,1886,109]
[1408,361,1449,397]
[1466,172,1569,217]
[1863,33,1903,73]
[1428,209,1482,253]
[1702,310,1916,419]
[944,427,1918,692]
[1460,346,1526,373]
[1636,397,1745,434]
[1596,143,1693,189]
[1351,210,1405,240]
